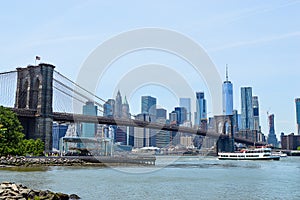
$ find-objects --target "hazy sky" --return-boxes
[1,0,300,138]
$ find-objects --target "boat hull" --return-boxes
[218,156,280,161]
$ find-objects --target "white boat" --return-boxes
[218,148,280,160]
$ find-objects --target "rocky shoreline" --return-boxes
[0,181,80,199]
[0,156,85,167]
[0,155,156,168]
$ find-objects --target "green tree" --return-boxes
[21,139,44,156]
[0,106,45,156]
[0,106,24,156]
[297,146,300,151]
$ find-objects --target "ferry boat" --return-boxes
[218,148,280,160]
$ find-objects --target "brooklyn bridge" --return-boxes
[0,63,266,152]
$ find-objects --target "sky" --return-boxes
[1,0,300,139]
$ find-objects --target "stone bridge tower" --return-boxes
[15,63,55,151]
[214,115,235,153]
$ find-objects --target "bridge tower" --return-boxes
[15,63,55,151]
[214,115,235,153]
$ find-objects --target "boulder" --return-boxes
[0,181,79,200]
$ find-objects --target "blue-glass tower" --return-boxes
[103,99,115,117]
[174,107,187,125]
[179,98,191,121]
[252,96,260,131]
[141,96,157,121]
[195,92,207,126]
[82,101,98,137]
[141,96,157,146]
[222,66,233,115]
[241,87,253,130]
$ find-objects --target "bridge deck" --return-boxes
[10,108,266,146]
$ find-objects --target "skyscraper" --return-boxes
[195,92,207,126]
[174,107,187,125]
[241,87,253,130]
[103,99,115,117]
[267,114,278,147]
[82,101,98,138]
[121,96,130,118]
[252,96,260,131]
[155,109,169,148]
[179,98,191,121]
[232,109,239,134]
[222,66,233,115]
[295,98,300,135]
[141,96,157,121]
[115,90,122,118]
[156,108,167,119]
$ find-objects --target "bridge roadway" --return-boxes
[10,108,266,146]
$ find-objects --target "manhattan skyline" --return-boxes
[1,0,300,137]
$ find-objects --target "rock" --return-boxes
[11,183,19,191]
[70,194,81,199]
[56,192,70,200]
[0,181,79,200]
[19,188,31,196]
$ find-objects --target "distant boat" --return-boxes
[218,148,280,160]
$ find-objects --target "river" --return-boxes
[1,156,300,199]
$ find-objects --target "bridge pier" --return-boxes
[217,138,234,153]
[214,115,235,153]
[15,64,55,151]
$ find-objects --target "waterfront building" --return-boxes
[267,114,278,147]
[115,126,127,145]
[134,113,155,147]
[156,130,170,148]
[82,101,97,138]
[65,123,80,137]
[133,127,144,148]
[295,98,300,135]
[128,126,135,146]
[222,67,233,115]
[180,98,191,121]
[156,118,170,148]
[141,96,157,122]
[281,132,300,150]
[241,87,253,130]
[252,96,260,132]
[180,136,194,148]
[103,99,115,117]
[195,92,207,127]
[52,123,68,150]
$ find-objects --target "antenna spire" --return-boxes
[226,64,228,81]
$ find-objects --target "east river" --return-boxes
[1,156,300,200]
